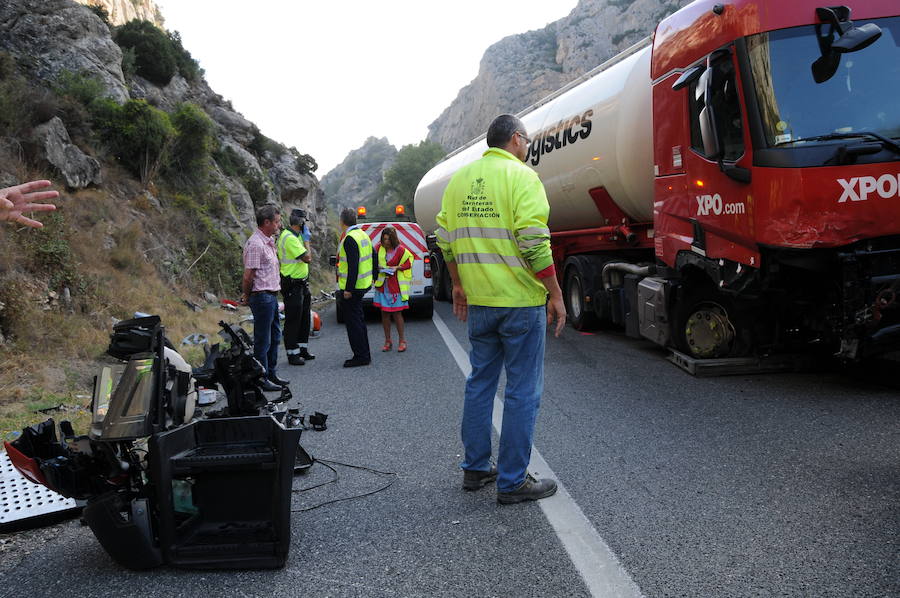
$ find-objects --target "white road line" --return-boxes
[432,310,644,598]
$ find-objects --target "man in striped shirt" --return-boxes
[241,204,288,392]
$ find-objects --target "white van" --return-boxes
[334,219,434,322]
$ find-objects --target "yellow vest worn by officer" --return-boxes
[338,226,374,290]
[276,229,309,280]
[436,147,553,308]
[375,245,414,301]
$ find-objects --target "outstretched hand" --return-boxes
[0,180,59,228]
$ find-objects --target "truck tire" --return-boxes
[414,297,434,319]
[432,252,450,302]
[564,261,600,331]
[672,287,751,358]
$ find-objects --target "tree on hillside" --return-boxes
[113,20,202,86]
[113,20,177,85]
[377,140,445,217]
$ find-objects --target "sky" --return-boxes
[152,0,579,176]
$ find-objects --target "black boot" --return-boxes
[288,354,305,366]
[298,349,315,360]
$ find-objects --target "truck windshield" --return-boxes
[747,17,900,149]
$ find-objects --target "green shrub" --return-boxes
[113,21,202,86]
[0,53,34,137]
[376,140,445,216]
[212,144,243,178]
[289,147,318,174]
[169,194,242,294]
[93,98,175,183]
[114,20,177,85]
[21,212,85,292]
[121,47,137,80]
[86,3,110,27]
[611,29,642,45]
[243,170,270,206]
[211,143,270,205]
[167,31,202,82]
[248,127,283,158]
[169,102,215,181]
[54,70,105,107]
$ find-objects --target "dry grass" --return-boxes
[0,181,247,439]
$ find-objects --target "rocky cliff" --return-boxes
[320,137,397,211]
[73,0,164,27]
[426,0,691,151]
[0,0,326,246]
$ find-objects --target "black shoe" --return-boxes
[343,358,371,368]
[288,355,306,366]
[497,475,558,505]
[259,379,283,392]
[298,349,315,360]
[463,466,498,491]
[268,373,290,386]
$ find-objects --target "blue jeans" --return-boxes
[249,291,281,377]
[461,305,546,492]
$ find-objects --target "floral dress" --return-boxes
[373,246,411,312]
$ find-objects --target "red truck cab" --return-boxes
[648,0,900,359]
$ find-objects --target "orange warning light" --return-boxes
[395,204,405,216]
[357,206,367,217]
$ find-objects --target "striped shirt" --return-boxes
[243,228,281,292]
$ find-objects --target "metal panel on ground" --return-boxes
[0,451,79,529]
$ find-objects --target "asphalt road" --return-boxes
[1,300,898,597]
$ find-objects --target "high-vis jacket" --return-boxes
[436,147,552,308]
[277,229,309,280]
[375,245,414,301]
[338,226,374,290]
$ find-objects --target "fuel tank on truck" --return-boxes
[415,41,654,234]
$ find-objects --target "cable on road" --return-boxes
[291,457,397,513]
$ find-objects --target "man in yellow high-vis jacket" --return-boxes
[338,207,373,367]
[437,114,566,505]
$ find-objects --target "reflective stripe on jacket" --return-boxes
[375,245,414,301]
[436,147,552,307]
[277,229,309,279]
[338,227,374,290]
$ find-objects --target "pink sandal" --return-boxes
[382,340,392,352]
[398,340,407,353]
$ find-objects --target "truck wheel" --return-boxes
[431,256,452,301]
[432,253,450,302]
[673,289,750,358]
[564,265,599,331]
[414,298,434,319]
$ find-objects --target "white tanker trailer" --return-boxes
[415,41,653,233]
[415,0,900,362]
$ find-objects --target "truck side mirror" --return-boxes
[698,68,723,160]
[672,64,705,91]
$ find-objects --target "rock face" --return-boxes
[427,0,692,151]
[0,0,129,103]
[72,0,164,27]
[321,137,397,210]
[32,117,102,189]
[0,0,326,245]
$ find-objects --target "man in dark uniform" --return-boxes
[277,209,316,365]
